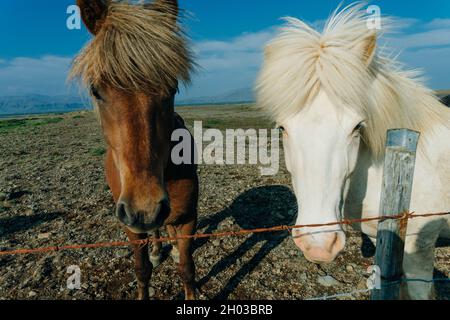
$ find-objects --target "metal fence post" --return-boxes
[371,129,420,300]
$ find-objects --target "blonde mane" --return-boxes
[69,2,194,95]
[256,2,450,159]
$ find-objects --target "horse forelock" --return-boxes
[256,2,450,160]
[69,2,195,96]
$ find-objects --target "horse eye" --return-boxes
[353,122,365,134]
[90,85,103,101]
[278,126,285,132]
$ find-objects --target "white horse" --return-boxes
[256,3,450,299]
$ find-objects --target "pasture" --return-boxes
[0,105,449,300]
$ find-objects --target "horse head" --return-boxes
[72,0,191,232]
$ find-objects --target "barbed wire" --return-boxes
[307,289,372,300]
[0,211,448,300]
[0,211,448,257]
[307,277,450,300]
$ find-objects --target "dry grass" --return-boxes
[0,105,448,300]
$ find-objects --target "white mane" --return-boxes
[256,2,450,158]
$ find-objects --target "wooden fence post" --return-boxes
[371,129,420,300]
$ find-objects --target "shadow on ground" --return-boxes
[194,185,297,300]
[0,211,63,239]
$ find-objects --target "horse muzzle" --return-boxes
[293,229,346,264]
[116,199,169,232]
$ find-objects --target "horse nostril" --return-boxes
[322,233,340,253]
[116,202,135,227]
[157,199,170,217]
[116,202,126,219]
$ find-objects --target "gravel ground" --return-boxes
[0,105,448,300]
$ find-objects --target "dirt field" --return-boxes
[0,105,449,300]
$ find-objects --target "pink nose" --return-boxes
[293,231,345,263]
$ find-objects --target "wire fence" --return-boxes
[307,288,372,300]
[307,278,450,300]
[306,278,450,300]
[0,210,449,300]
[0,211,448,257]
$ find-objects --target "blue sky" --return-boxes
[0,0,449,99]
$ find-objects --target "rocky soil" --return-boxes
[0,105,448,300]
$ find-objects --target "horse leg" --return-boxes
[167,225,180,264]
[173,221,197,300]
[401,222,442,300]
[150,229,163,267]
[125,229,153,300]
[402,247,436,300]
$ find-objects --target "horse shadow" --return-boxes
[0,211,63,239]
[194,185,297,300]
[0,211,63,269]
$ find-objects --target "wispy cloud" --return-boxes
[0,56,76,96]
[390,28,450,49]
[180,28,277,98]
[400,46,450,90]
[1,15,449,99]
[381,16,450,89]
[182,16,450,98]
[193,28,277,73]
[425,18,450,29]
[391,17,421,29]
[195,29,277,54]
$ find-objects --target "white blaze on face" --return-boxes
[281,90,364,263]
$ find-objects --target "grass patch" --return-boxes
[91,147,106,157]
[73,115,85,119]
[0,117,64,133]
[196,117,272,130]
[179,105,273,130]
[31,117,64,126]
[0,119,30,130]
[203,119,225,129]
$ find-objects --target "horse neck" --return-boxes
[365,65,450,161]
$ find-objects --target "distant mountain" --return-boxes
[437,90,450,98]
[0,88,254,116]
[178,88,450,106]
[441,95,450,107]
[3,89,445,115]
[0,94,89,116]
[177,87,255,105]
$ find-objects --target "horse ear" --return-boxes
[77,0,110,35]
[354,33,377,66]
[146,0,179,23]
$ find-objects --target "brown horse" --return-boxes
[70,0,198,300]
